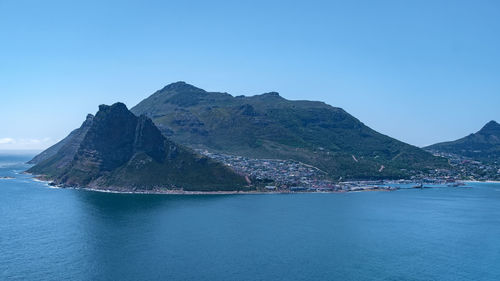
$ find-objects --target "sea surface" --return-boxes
[1,154,500,281]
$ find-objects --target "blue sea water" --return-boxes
[1,154,500,281]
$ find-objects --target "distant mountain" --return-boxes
[426,121,500,163]
[28,103,248,192]
[131,81,448,179]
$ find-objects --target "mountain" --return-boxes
[425,120,500,163]
[28,103,249,192]
[131,81,448,179]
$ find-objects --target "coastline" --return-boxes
[51,185,391,195]
[83,187,292,195]
[27,174,382,195]
[28,173,499,196]
[464,180,500,184]
[27,174,286,195]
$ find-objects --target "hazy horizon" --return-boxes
[1,0,499,150]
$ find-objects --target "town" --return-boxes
[427,151,500,181]
[197,150,410,192]
[197,149,499,193]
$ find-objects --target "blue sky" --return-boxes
[1,0,499,150]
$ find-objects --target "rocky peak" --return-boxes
[82,114,94,127]
[159,81,206,93]
[479,120,500,135]
[262,91,280,97]
[97,102,131,115]
[77,103,170,171]
[77,103,138,171]
[257,92,282,99]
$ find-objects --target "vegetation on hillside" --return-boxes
[132,82,449,180]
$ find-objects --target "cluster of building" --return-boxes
[197,149,328,185]
[429,152,500,181]
[197,150,398,192]
[196,149,499,192]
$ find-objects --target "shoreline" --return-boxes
[27,174,284,195]
[27,174,388,195]
[50,186,392,195]
[27,173,500,196]
[464,180,500,184]
[83,187,294,195]
[41,182,352,195]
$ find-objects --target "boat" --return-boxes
[412,183,423,189]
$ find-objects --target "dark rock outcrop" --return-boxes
[28,103,248,191]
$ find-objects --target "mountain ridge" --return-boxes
[131,82,449,179]
[425,120,500,163]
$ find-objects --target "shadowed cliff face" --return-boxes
[73,103,167,171]
[76,103,140,172]
[426,120,500,162]
[134,116,168,162]
[28,102,248,191]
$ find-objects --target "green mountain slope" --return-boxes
[425,120,500,163]
[28,103,249,191]
[131,82,448,179]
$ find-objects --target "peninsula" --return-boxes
[27,103,250,192]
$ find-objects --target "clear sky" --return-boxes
[1,0,499,150]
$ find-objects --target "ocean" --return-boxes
[1,153,500,281]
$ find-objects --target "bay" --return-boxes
[1,154,500,281]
